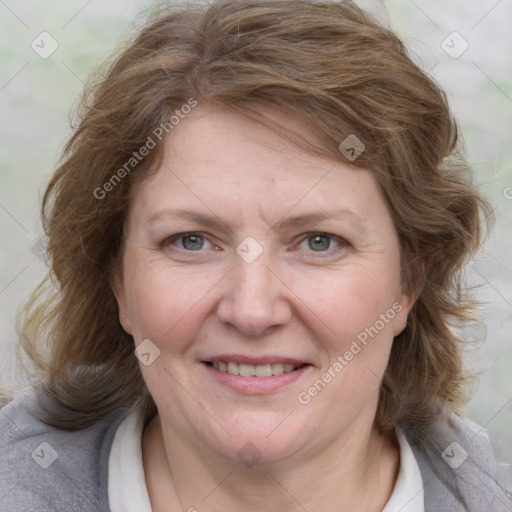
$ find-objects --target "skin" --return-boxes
[113,107,416,512]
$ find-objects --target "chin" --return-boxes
[207,413,312,466]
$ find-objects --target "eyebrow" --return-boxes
[146,208,368,233]
[275,209,368,232]
[146,209,230,232]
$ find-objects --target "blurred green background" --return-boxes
[1,0,511,460]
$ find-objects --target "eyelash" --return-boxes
[161,232,214,251]
[296,232,348,254]
[161,232,349,254]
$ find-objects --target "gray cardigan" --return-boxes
[1,387,511,511]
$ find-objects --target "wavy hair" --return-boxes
[4,0,492,438]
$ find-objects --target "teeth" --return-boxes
[227,361,239,375]
[255,364,272,377]
[211,361,301,377]
[239,363,255,377]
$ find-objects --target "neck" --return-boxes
[142,414,400,512]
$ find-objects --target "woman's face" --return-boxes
[114,108,414,465]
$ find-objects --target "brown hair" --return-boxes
[5,0,492,438]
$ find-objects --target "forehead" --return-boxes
[163,107,335,178]
[126,107,388,231]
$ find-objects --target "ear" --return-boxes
[393,259,424,336]
[393,276,423,337]
[392,291,415,336]
[111,269,133,335]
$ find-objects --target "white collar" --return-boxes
[108,405,424,512]
[382,428,425,511]
[108,404,153,512]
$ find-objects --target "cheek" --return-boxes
[306,271,400,403]
[123,256,217,346]
[295,264,401,345]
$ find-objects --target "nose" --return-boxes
[216,255,292,337]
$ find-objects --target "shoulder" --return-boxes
[407,409,512,511]
[0,387,129,512]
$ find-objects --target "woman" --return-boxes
[1,1,510,510]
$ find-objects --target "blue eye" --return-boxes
[180,234,205,250]
[307,234,332,251]
[297,233,346,253]
[163,233,212,251]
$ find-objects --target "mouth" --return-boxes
[201,356,312,394]
[205,361,306,377]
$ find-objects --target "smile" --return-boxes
[202,359,311,394]
[209,361,302,377]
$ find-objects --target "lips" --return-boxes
[202,354,311,393]
[209,361,302,377]
[204,355,308,376]
[205,354,308,366]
